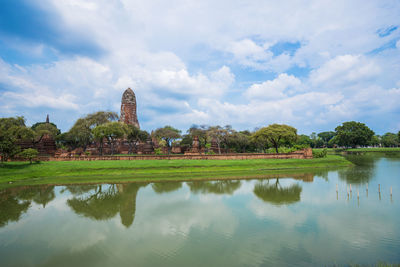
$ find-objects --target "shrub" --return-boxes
[18,148,39,164]
[313,148,327,158]
[154,148,162,155]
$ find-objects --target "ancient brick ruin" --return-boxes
[119,88,140,129]
[18,116,57,156]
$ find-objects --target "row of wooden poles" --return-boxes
[336,183,393,199]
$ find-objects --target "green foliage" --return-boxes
[252,124,297,153]
[153,126,181,153]
[154,148,162,155]
[92,122,127,155]
[18,148,39,164]
[31,122,61,137]
[0,116,33,163]
[317,131,336,146]
[33,123,60,139]
[335,121,374,148]
[296,134,312,147]
[187,124,208,148]
[312,148,327,158]
[381,132,399,147]
[206,125,231,154]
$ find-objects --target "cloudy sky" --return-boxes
[0,0,399,134]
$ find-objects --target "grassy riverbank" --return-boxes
[0,155,352,189]
[313,147,400,153]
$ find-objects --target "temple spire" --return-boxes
[46,114,49,123]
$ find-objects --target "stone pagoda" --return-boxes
[119,88,140,128]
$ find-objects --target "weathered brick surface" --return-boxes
[48,148,312,161]
[119,88,140,128]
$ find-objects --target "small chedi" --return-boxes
[184,136,200,155]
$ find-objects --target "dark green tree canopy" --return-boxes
[381,132,399,147]
[252,124,297,153]
[153,126,181,152]
[335,121,374,148]
[0,117,34,162]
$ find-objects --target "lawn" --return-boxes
[0,155,352,189]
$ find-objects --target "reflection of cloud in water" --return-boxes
[249,199,308,228]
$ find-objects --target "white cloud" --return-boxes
[1,0,400,133]
[245,73,301,100]
[310,55,381,86]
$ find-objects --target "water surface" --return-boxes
[1,153,399,266]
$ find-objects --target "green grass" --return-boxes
[345,147,400,152]
[0,155,352,189]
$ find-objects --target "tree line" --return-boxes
[1,112,399,161]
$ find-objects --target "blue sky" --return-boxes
[0,0,399,135]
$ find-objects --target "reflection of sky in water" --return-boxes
[0,153,399,266]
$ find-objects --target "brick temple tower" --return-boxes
[120,88,140,129]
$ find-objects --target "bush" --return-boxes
[154,148,162,155]
[312,148,327,158]
[19,148,39,164]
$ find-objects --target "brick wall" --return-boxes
[44,148,313,161]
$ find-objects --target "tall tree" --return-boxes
[153,126,181,154]
[335,121,374,148]
[0,117,34,163]
[125,125,149,154]
[93,122,127,155]
[252,124,297,153]
[381,132,399,147]
[318,131,336,147]
[67,111,118,150]
[206,125,230,154]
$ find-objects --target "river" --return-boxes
[1,153,399,266]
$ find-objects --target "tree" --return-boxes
[33,123,60,139]
[0,117,33,163]
[252,124,297,153]
[125,125,149,154]
[19,148,39,164]
[67,111,118,151]
[31,122,61,137]
[318,131,336,147]
[335,121,374,148]
[226,131,251,153]
[296,134,312,147]
[153,126,181,154]
[398,131,400,144]
[93,122,127,155]
[369,135,381,147]
[206,125,230,154]
[187,125,208,150]
[381,132,399,147]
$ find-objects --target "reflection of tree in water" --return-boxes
[253,179,302,205]
[0,192,30,227]
[67,183,146,228]
[339,153,379,184]
[19,186,55,208]
[152,182,182,194]
[0,185,56,227]
[187,180,241,195]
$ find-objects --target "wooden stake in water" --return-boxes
[379,184,380,193]
[366,183,368,191]
[350,184,352,193]
[357,190,359,199]
[390,186,392,196]
[336,184,338,192]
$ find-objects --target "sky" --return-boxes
[0,0,399,135]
